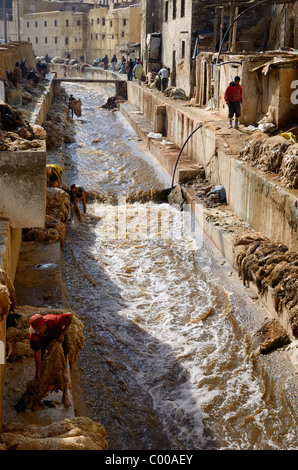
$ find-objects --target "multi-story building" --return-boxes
[1,0,141,62]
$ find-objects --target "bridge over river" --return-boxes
[53,77,127,99]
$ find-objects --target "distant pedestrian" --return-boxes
[158,67,170,92]
[126,59,133,81]
[111,54,117,71]
[12,62,22,87]
[20,58,28,85]
[133,60,144,85]
[224,76,242,129]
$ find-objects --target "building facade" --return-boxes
[2,0,141,62]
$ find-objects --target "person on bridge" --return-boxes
[224,76,242,129]
[29,312,73,408]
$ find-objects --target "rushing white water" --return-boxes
[62,84,297,450]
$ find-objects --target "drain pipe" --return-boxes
[171,123,203,191]
[216,0,273,67]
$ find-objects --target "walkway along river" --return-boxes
[61,84,297,450]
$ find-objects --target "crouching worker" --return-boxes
[29,312,73,408]
[68,184,87,215]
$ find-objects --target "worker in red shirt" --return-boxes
[29,312,73,408]
[224,76,242,129]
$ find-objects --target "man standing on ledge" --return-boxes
[224,76,242,129]
[29,312,73,408]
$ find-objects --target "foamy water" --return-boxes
[62,84,297,450]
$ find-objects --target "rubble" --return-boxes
[239,132,298,189]
[0,268,16,320]
[22,188,71,247]
[0,417,108,450]
[234,232,298,340]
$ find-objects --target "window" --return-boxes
[102,34,106,40]
[77,20,81,26]
[66,19,69,27]
[26,21,29,27]
[35,21,38,27]
[28,37,30,42]
[165,1,169,22]
[121,31,124,37]
[102,18,105,26]
[44,21,47,27]
[97,18,100,24]
[123,19,127,26]
[181,40,185,59]
[35,37,38,43]
[181,0,185,17]
[54,20,57,27]
[45,37,47,44]
[65,37,69,45]
[173,0,176,19]
[55,37,58,44]
[110,20,113,27]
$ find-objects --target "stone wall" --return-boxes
[0,41,35,82]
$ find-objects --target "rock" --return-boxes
[22,188,70,247]
[254,319,291,354]
[239,132,298,189]
[167,184,185,208]
[164,86,187,100]
[279,144,298,189]
[234,232,298,340]
[42,120,62,150]
[0,269,15,320]
[0,417,108,450]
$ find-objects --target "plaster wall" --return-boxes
[0,220,22,430]
[0,150,47,229]
[196,53,298,128]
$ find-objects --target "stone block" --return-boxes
[0,150,46,228]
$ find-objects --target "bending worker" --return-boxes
[47,164,62,188]
[67,184,87,214]
[29,312,73,408]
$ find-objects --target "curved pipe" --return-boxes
[216,0,273,66]
[171,123,203,190]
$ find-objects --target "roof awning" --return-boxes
[251,57,298,74]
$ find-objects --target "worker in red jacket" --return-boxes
[29,312,73,408]
[224,76,242,129]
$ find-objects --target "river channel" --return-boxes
[61,84,297,450]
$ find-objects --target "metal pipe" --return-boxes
[216,0,273,66]
[171,123,203,190]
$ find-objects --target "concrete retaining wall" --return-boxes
[126,82,298,251]
[0,150,46,229]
